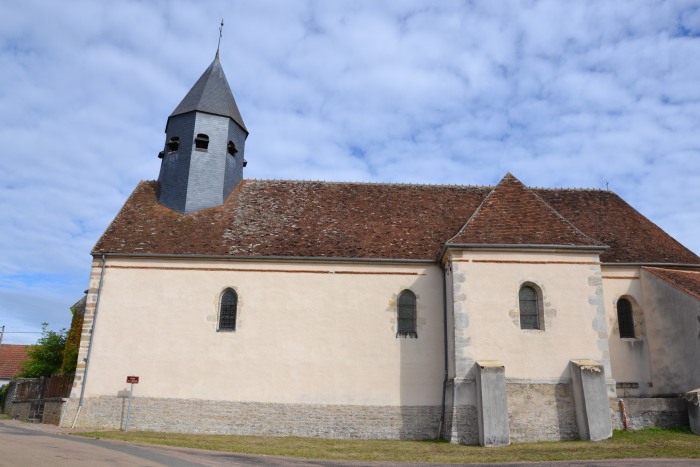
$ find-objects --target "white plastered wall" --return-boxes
[641,268,700,395]
[449,249,611,385]
[601,266,652,397]
[81,257,445,406]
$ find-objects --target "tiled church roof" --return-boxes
[643,268,700,300]
[93,175,700,265]
[95,180,490,260]
[449,173,604,248]
[533,189,699,264]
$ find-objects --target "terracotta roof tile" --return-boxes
[643,267,700,300]
[535,189,700,264]
[449,173,603,248]
[95,180,490,260]
[93,176,700,265]
[0,345,31,380]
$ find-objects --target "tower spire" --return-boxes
[158,42,248,214]
[216,19,224,59]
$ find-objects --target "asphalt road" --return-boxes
[0,421,699,467]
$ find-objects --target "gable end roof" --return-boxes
[448,173,605,249]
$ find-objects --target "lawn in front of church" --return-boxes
[72,427,700,463]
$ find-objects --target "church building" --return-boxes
[62,52,700,444]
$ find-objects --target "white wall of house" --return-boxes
[81,256,446,406]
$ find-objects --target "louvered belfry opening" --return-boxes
[195,133,209,150]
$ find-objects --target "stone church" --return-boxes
[63,52,700,444]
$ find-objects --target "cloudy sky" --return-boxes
[1,1,699,344]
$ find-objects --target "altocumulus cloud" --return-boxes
[0,0,699,342]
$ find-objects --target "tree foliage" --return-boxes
[17,323,67,378]
[61,303,84,374]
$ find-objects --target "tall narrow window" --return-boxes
[519,285,541,330]
[195,133,209,150]
[397,289,417,338]
[227,140,238,155]
[218,288,238,332]
[617,298,635,338]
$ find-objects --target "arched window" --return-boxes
[519,285,542,330]
[218,288,238,332]
[617,298,635,338]
[195,133,209,150]
[397,289,417,338]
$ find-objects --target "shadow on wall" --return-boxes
[555,366,579,440]
[117,389,129,430]
[399,271,444,440]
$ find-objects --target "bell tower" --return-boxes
[157,52,248,214]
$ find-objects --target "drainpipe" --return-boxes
[72,254,106,428]
[438,260,450,439]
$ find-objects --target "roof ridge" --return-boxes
[534,186,611,192]
[242,179,495,189]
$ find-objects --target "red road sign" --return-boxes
[126,376,139,384]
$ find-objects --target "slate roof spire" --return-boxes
[169,53,247,133]
[158,51,249,214]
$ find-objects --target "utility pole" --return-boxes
[0,325,4,346]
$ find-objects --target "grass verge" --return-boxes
[72,427,700,463]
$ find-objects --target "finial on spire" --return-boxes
[216,19,224,59]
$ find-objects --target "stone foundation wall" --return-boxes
[62,397,442,440]
[7,401,32,420]
[506,383,579,442]
[60,394,691,440]
[449,405,479,445]
[610,397,689,430]
[441,405,453,441]
[6,398,68,425]
[42,399,69,425]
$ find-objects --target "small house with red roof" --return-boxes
[0,345,31,386]
[63,52,700,444]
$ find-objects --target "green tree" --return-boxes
[17,323,67,378]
